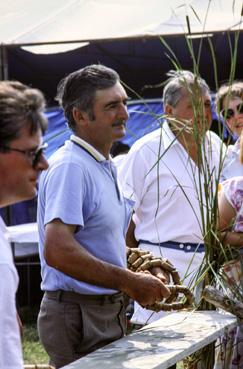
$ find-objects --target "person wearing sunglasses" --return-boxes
[214,82,243,369]
[215,131,243,369]
[216,81,243,182]
[0,81,49,369]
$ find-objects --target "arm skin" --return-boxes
[44,219,170,306]
[17,313,23,339]
[126,218,139,248]
[218,189,243,248]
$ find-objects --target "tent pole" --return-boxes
[0,45,8,81]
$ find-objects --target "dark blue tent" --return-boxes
[0,100,164,225]
[0,99,228,226]
[44,100,164,158]
[43,99,226,158]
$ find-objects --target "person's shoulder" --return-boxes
[206,130,227,154]
[48,140,90,170]
[129,128,164,154]
[39,143,88,186]
[206,130,223,142]
[112,154,127,167]
[221,176,243,192]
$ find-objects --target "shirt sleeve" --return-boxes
[222,177,243,213]
[118,146,149,211]
[43,161,87,227]
[0,265,23,368]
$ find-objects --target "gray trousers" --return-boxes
[38,290,126,368]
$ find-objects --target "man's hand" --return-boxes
[150,266,170,284]
[123,271,170,307]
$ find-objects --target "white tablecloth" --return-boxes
[6,222,38,243]
[6,223,39,258]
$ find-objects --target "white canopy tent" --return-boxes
[0,0,242,101]
[0,0,242,54]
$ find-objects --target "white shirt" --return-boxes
[112,154,127,168]
[220,139,243,182]
[0,217,23,369]
[118,122,224,325]
[118,121,224,244]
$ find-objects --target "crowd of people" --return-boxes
[0,65,242,369]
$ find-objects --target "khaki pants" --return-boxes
[38,290,126,368]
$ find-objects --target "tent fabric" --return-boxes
[0,99,228,226]
[0,100,164,225]
[6,31,243,106]
[44,99,226,158]
[0,0,242,51]
[44,100,164,158]
[2,1,242,105]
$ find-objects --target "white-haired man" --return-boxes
[118,70,225,325]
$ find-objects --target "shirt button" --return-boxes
[186,245,191,250]
[179,243,184,249]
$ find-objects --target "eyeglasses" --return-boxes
[221,103,243,120]
[0,143,48,168]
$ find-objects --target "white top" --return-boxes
[220,139,243,182]
[118,121,224,244]
[112,154,127,168]
[0,217,23,369]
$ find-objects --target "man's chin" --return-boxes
[23,187,38,202]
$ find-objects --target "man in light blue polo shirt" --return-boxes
[37,64,170,368]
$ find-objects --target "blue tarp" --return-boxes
[1,99,229,225]
[44,100,164,158]
[43,99,226,156]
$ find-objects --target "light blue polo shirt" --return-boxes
[37,136,134,295]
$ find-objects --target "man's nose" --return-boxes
[119,104,129,121]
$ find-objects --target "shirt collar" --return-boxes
[70,135,108,162]
[163,120,179,150]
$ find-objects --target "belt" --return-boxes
[139,240,204,253]
[45,290,124,305]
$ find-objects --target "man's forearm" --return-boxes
[44,221,170,305]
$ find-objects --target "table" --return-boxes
[7,222,38,258]
[62,310,236,369]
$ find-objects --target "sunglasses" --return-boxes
[0,142,48,168]
[221,103,243,120]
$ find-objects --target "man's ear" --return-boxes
[165,104,173,116]
[72,107,88,126]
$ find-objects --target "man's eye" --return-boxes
[107,104,116,109]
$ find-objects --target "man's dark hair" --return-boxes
[0,81,47,147]
[56,64,120,131]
